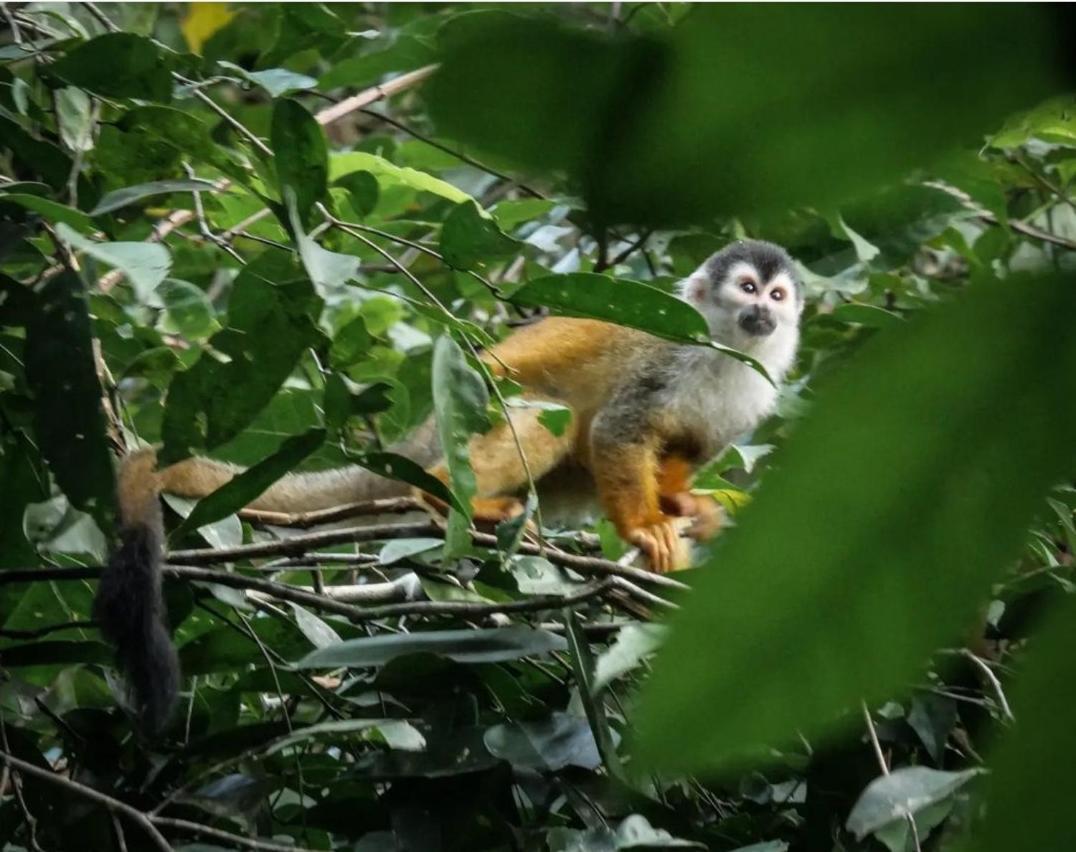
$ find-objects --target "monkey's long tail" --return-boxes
[94,450,180,734]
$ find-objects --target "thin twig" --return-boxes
[150,816,318,852]
[315,65,438,125]
[924,180,1076,251]
[862,702,922,852]
[239,496,422,528]
[0,750,173,852]
[359,107,545,199]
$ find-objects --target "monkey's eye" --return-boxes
[770,287,786,302]
[739,280,757,294]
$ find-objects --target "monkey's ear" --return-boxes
[679,273,710,304]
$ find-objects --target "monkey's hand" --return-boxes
[660,492,723,541]
[627,517,692,574]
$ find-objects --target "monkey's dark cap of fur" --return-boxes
[707,239,801,298]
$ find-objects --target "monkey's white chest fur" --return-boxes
[665,333,796,458]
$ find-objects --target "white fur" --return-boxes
[673,259,802,456]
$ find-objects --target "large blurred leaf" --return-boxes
[431,335,490,555]
[45,33,172,102]
[24,270,115,530]
[969,596,1076,852]
[635,271,1076,771]
[428,7,1066,225]
[296,626,567,668]
[160,248,323,464]
[272,98,328,225]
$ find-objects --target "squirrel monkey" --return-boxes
[95,239,802,731]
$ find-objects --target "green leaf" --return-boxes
[46,33,172,102]
[330,315,374,368]
[55,222,171,302]
[272,99,328,226]
[160,248,323,463]
[295,626,567,668]
[353,451,465,515]
[55,87,94,152]
[564,609,626,782]
[512,274,768,375]
[171,428,325,540]
[333,170,379,218]
[846,767,981,840]
[512,273,709,343]
[89,179,217,216]
[968,596,1076,852]
[635,271,1076,772]
[0,193,94,232]
[428,8,1063,225]
[431,335,490,555]
[330,151,474,205]
[439,200,519,270]
[484,712,603,771]
[289,602,342,649]
[24,270,115,531]
[510,556,578,596]
[286,189,360,299]
[266,718,425,754]
[378,538,443,566]
[592,624,667,693]
[218,62,317,97]
[157,278,217,340]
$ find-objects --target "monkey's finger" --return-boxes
[628,530,660,571]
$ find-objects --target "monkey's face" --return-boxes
[679,240,803,349]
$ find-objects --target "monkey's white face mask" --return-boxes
[680,258,803,355]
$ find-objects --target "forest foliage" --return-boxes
[1,4,1075,852]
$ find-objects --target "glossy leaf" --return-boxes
[296,626,567,668]
[512,273,709,344]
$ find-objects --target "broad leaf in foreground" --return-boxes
[968,596,1076,852]
[635,272,1076,771]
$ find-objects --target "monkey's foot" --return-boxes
[628,518,692,573]
[471,496,530,533]
[660,492,723,541]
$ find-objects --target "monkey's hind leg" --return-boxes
[426,399,578,526]
[591,441,692,574]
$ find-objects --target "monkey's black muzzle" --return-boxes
[738,305,776,337]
